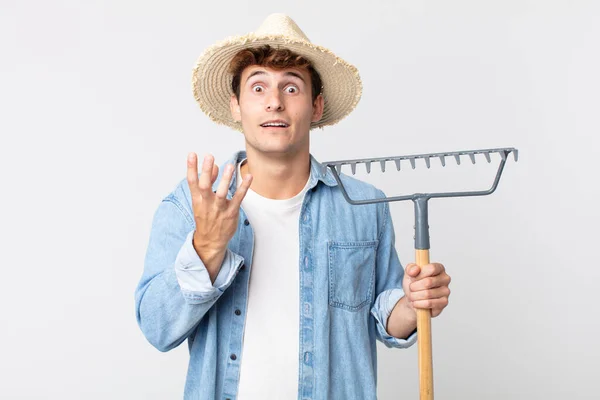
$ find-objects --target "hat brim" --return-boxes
[192,34,362,132]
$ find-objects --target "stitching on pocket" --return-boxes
[328,240,378,312]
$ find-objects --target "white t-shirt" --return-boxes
[236,158,311,399]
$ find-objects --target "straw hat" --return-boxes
[191,13,362,131]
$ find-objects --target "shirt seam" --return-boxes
[164,194,194,229]
[377,191,389,243]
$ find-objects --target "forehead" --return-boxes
[240,65,310,83]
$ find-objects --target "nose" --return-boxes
[265,90,284,112]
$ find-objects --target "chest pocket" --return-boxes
[328,240,378,311]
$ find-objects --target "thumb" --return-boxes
[405,263,420,277]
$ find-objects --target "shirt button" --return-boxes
[230,354,237,360]
[244,219,249,226]
[303,303,311,316]
[235,309,241,316]
[304,352,312,365]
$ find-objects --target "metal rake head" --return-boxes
[322,147,518,205]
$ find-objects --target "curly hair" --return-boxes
[228,45,323,103]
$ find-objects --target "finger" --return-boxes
[408,286,451,301]
[187,153,200,195]
[431,306,447,318]
[215,164,234,200]
[410,297,449,310]
[410,274,451,292]
[418,263,445,278]
[211,164,219,184]
[198,154,215,195]
[405,263,420,278]
[231,172,253,207]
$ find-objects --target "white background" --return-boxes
[1,0,598,399]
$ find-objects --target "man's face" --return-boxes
[230,65,324,157]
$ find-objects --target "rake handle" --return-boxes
[416,249,433,400]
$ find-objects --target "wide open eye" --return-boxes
[285,85,298,94]
[252,85,264,93]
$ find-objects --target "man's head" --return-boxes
[228,45,324,156]
[191,14,362,131]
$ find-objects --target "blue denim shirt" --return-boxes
[135,150,417,400]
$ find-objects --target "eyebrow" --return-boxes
[245,70,306,84]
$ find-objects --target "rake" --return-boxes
[323,147,518,400]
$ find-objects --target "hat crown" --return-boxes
[254,13,310,42]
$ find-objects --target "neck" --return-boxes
[240,148,311,200]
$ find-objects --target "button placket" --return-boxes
[219,202,252,399]
[298,194,315,399]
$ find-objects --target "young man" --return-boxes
[135,14,451,400]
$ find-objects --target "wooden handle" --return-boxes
[416,249,434,400]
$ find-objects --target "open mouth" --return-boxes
[260,120,290,128]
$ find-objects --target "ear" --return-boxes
[230,95,241,122]
[311,94,324,123]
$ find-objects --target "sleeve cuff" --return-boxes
[371,288,418,349]
[174,230,244,303]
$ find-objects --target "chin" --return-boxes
[258,145,295,155]
[248,141,297,155]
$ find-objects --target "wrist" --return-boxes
[193,233,225,257]
[397,296,417,324]
[386,296,418,340]
[192,234,226,279]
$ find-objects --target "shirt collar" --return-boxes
[222,150,338,195]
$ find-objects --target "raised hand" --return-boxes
[187,153,253,282]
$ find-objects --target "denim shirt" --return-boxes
[135,150,417,400]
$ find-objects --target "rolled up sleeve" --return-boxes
[175,229,244,304]
[371,288,418,348]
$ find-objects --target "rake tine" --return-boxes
[438,155,446,167]
[323,147,518,187]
